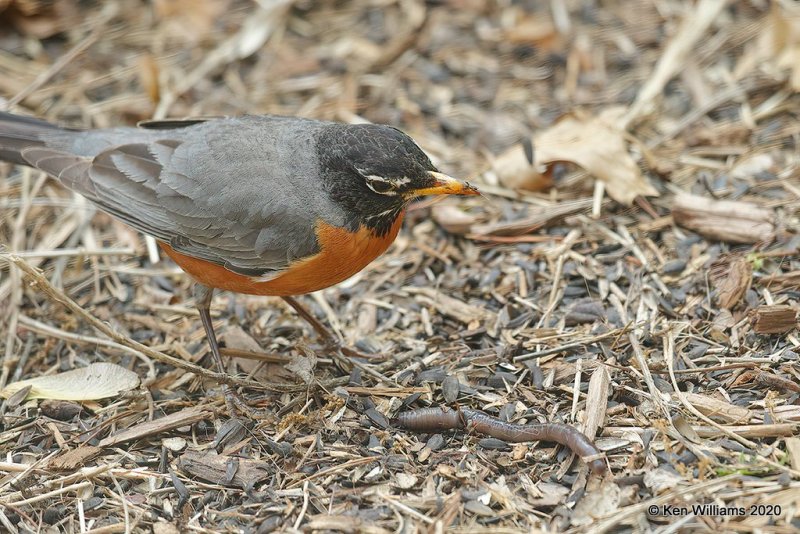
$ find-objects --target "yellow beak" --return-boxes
[408,171,480,198]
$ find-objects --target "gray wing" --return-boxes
[22,116,343,277]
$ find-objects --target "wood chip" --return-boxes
[677,393,752,424]
[672,193,776,244]
[178,451,271,488]
[406,287,497,324]
[99,406,211,447]
[469,199,592,238]
[48,446,103,470]
[582,365,610,440]
[786,437,800,472]
[710,254,752,310]
[750,305,798,334]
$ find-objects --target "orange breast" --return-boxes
[160,214,404,296]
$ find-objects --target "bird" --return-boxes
[0,111,478,412]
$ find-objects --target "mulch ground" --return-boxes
[1,0,799,532]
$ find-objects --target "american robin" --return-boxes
[0,111,478,410]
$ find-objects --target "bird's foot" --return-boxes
[221,384,270,420]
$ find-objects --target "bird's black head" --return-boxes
[317,123,477,235]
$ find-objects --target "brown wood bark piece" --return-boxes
[178,451,271,488]
[710,254,752,310]
[672,193,775,244]
[48,446,103,470]
[751,305,798,334]
[99,406,211,447]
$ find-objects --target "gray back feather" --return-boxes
[16,116,347,276]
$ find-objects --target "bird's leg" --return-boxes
[281,296,374,360]
[193,283,240,415]
[281,296,337,344]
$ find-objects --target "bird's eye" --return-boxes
[363,175,397,196]
[369,180,393,193]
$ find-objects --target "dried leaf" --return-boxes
[582,365,610,439]
[672,415,701,443]
[152,522,181,534]
[497,107,658,204]
[504,15,560,49]
[286,353,317,384]
[39,399,83,420]
[730,153,775,180]
[153,0,231,44]
[394,473,418,490]
[0,362,139,401]
[163,437,188,452]
[491,143,553,193]
[5,0,81,38]
[464,499,494,516]
[755,371,800,394]
[213,418,251,453]
[442,375,461,403]
[137,54,161,105]
[365,408,389,429]
[530,481,570,506]
[709,308,735,342]
[305,515,392,534]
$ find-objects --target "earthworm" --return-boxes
[395,407,607,475]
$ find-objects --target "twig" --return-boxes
[629,332,671,420]
[514,325,631,362]
[154,1,292,118]
[0,247,135,260]
[293,480,310,530]
[4,481,93,507]
[6,5,117,109]
[622,0,732,127]
[2,253,273,391]
[665,328,758,449]
[110,475,131,534]
[17,314,148,359]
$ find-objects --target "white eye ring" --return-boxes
[362,174,398,196]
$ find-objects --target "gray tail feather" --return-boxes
[0,111,66,166]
